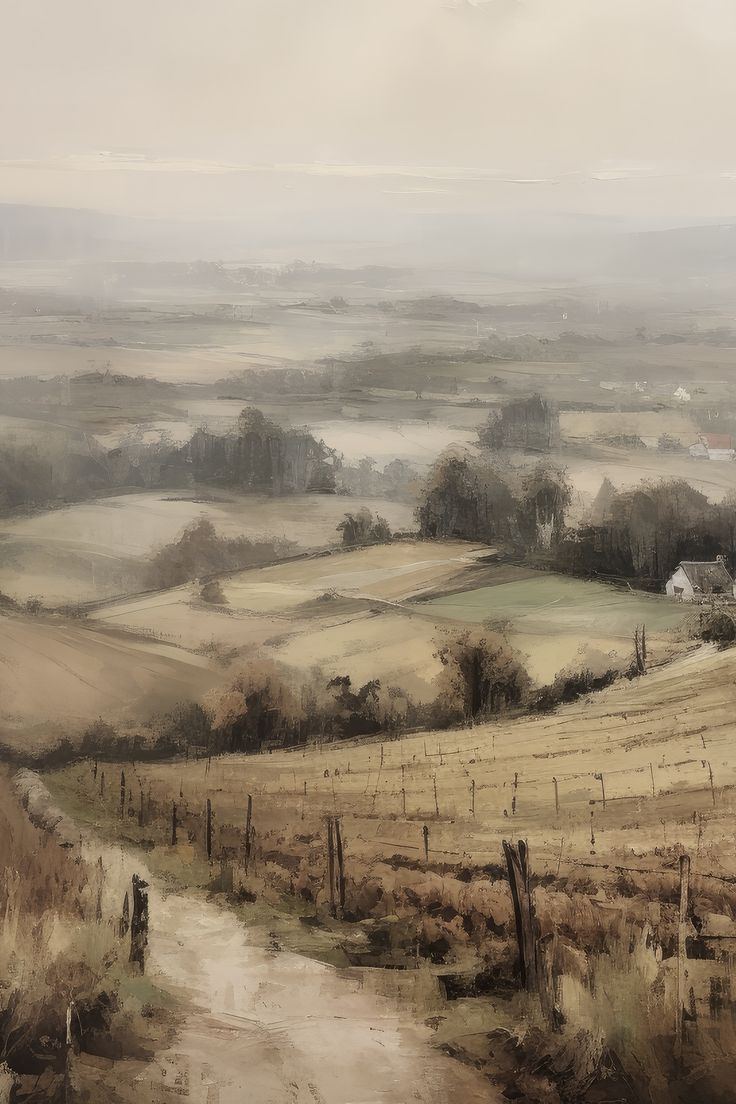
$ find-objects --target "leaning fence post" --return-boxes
[676,853,691,1064]
[64,1001,73,1104]
[245,794,253,871]
[326,816,336,917]
[334,816,346,917]
[596,772,607,809]
[502,839,538,993]
[129,874,149,973]
[119,770,126,819]
[119,891,130,938]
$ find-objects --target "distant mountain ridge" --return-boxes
[3,202,736,279]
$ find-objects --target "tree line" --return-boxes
[418,451,736,588]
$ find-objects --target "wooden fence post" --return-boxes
[326,816,336,917]
[100,770,105,797]
[94,855,104,923]
[676,853,690,1064]
[470,778,475,816]
[334,817,346,917]
[64,1001,73,1104]
[120,770,126,819]
[433,775,439,817]
[129,874,149,973]
[596,772,607,809]
[206,798,212,860]
[119,891,130,938]
[502,839,538,992]
[422,824,429,863]
[171,801,178,846]
[245,794,253,872]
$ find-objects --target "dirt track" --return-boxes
[21,772,496,1104]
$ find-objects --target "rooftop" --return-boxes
[676,560,734,592]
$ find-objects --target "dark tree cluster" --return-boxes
[146,517,294,589]
[479,394,560,452]
[418,447,736,589]
[556,480,736,587]
[417,453,570,553]
[0,405,340,515]
[185,407,338,494]
[337,507,392,547]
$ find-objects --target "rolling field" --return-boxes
[90,541,689,691]
[72,640,736,883]
[0,491,414,604]
[0,611,224,746]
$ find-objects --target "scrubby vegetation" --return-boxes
[336,507,392,547]
[0,770,171,1099]
[696,608,736,645]
[146,517,293,589]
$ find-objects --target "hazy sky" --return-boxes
[3,0,736,225]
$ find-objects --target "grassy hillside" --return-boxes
[47,640,736,1103]
[0,611,223,748]
[0,491,415,604]
[76,640,735,876]
[90,540,688,691]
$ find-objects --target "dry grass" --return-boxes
[47,640,736,1101]
[0,769,174,1099]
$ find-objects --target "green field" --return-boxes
[421,572,686,636]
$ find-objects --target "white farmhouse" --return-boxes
[665,559,736,601]
[689,433,736,461]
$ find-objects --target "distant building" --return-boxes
[665,558,736,601]
[689,433,736,461]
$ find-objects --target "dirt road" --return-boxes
[21,772,495,1104]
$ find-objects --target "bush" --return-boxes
[698,610,736,645]
[337,507,392,546]
[433,629,530,723]
[199,579,227,604]
[147,518,293,588]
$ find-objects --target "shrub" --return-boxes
[698,610,736,645]
[433,629,530,723]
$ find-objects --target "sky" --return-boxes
[3,0,736,243]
